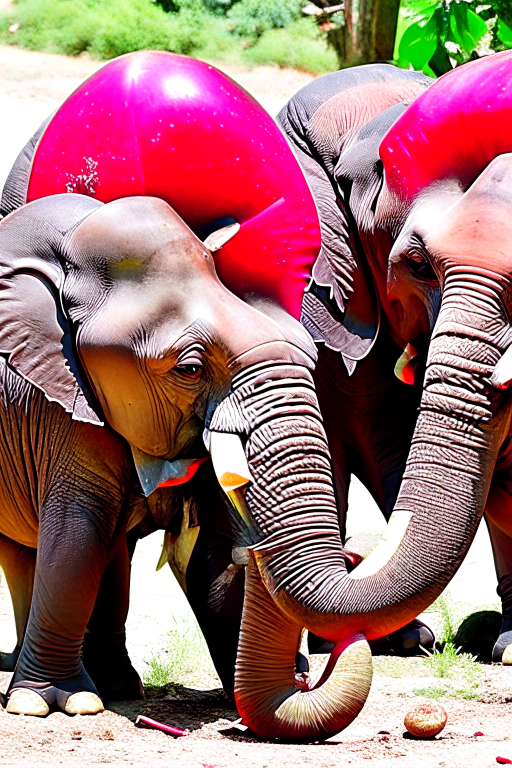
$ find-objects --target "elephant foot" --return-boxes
[492,615,512,664]
[64,692,104,714]
[6,669,104,716]
[83,649,144,701]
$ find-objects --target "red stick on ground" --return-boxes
[496,758,512,765]
[135,715,187,737]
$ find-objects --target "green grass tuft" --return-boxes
[413,641,482,699]
[143,617,218,689]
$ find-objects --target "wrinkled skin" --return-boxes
[0,458,245,701]
[0,192,329,719]
[277,63,512,663]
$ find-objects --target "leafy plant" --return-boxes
[428,593,461,643]
[397,0,512,78]
[245,17,337,72]
[0,0,208,58]
[227,0,302,38]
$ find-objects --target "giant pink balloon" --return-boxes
[27,51,320,319]
[380,50,512,201]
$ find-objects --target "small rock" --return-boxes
[404,701,447,738]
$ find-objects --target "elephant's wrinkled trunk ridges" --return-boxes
[210,362,371,738]
[241,273,510,646]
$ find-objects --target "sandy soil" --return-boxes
[0,667,510,768]
[0,42,510,768]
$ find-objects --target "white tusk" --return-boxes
[348,510,413,580]
[490,344,512,389]
[208,431,253,492]
[394,343,418,385]
[203,222,240,253]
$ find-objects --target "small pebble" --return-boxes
[404,702,447,738]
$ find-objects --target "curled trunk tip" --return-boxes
[235,557,373,741]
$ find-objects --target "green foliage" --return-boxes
[227,0,302,38]
[429,593,460,643]
[202,0,237,13]
[0,0,207,58]
[245,18,338,72]
[414,642,482,699]
[397,0,512,78]
[0,0,334,73]
[143,617,217,688]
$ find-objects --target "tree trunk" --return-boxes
[326,0,401,68]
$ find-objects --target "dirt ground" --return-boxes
[0,665,510,768]
[0,41,511,768]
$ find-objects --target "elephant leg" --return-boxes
[484,479,512,663]
[82,534,143,701]
[6,486,121,716]
[0,535,36,671]
[185,513,244,696]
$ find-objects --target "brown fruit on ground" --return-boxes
[404,701,447,738]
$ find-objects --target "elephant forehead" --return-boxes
[428,206,512,271]
[424,156,512,271]
[69,196,212,278]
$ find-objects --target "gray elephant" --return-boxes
[0,192,340,727]
[276,54,512,663]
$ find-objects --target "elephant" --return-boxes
[275,52,512,664]
[0,190,358,729]
[2,49,512,740]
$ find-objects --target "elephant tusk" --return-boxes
[206,431,253,492]
[203,222,240,252]
[490,344,512,389]
[394,343,418,385]
[157,498,200,593]
[206,430,255,528]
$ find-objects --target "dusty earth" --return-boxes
[0,41,510,767]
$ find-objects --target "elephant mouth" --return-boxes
[131,445,210,496]
[155,457,209,489]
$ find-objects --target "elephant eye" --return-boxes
[174,363,203,378]
[404,243,437,283]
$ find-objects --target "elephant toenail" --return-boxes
[64,692,104,715]
[6,689,49,717]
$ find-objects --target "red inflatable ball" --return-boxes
[26,51,321,320]
[381,50,512,201]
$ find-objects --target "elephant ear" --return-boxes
[334,103,409,233]
[297,145,380,375]
[0,195,103,424]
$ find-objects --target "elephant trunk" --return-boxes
[209,360,372,738]
[236,557,372,740]
[210,274,510,739]
[243,272,510,646]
